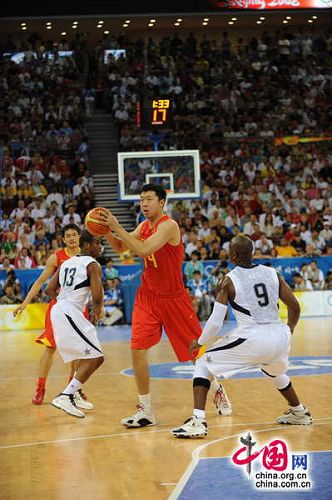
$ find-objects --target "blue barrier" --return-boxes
[1,256,331,323]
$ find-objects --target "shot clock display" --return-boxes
[137,96,173,130]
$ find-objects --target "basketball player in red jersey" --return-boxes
[101,184,231,427]
[13,224,93,410]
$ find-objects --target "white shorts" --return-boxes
[195,322,291,380]
[51,302,103,363]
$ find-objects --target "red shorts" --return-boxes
[35,300,90,349]
[131,286,202,362]
[35,299,56,348]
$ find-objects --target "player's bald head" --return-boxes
[230,235,253,263]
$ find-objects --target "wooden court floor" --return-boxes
[0,318,331,500]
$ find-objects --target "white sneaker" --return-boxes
[213,383,232,416]
[74,390,94,410]
[52,393,85,418]
[171,416,208,438]
[121,404,156,428]
[276,406,312,425]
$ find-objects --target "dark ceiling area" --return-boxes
[2,1,208,17]
[1,1,331,18]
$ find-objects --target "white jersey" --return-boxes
[57,255,96,310]
[227,264,280,326]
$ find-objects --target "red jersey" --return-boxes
[54,248,72,269]
[139,215,185,294]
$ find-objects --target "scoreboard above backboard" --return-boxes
[136,96,173,130]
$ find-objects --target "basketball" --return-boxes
[85,207,110,236]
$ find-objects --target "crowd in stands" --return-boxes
[100,258,124,325]
[103,34,331,253]
[0,42,95,285]
[100,30,331,147]
[1,29,332,320]
[100,28,332,319]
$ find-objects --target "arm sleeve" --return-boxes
[198,302,228,345]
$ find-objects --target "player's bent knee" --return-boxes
[262,370,290,390]
[132,348,148,358]
[276,377,291,391]
[272,374,290,390]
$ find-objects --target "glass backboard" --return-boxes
[117,150,201,201]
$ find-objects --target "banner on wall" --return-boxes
[1,288,331,331]
[0,304,48,331]
[274,136,332,146]
[279,290,332,318]
[210,0,332,9]
[1,257,331,326]
[1,257,331,295]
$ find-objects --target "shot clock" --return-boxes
[137,96,173,130]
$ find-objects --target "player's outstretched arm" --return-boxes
[13,254,57,317]
[278,273,301,334]
[45,266,61,300]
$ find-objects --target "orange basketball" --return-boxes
[85,207,110,236]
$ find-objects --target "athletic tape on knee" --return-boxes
[193,377,211,390]
[273,374,290,390]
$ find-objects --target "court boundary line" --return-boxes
[0,371,121,382]
[1,367,332,383]
[0,418,331,450]
[168,427,332,500]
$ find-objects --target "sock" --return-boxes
[210,378,220,393]
[139,393,152,408]
[193,409,206,420]
[290,404,304,412]
[62,377,82,396]
[37,377,46,387]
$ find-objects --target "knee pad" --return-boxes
[193,377,211,389]
[261,370,290,390]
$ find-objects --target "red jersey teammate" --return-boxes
[101,184,231,427]
[13,224,92,410]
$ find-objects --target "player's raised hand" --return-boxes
[189,338,201,355]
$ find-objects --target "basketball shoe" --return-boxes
[276,407,312,425]
[52,393,85,418]
[74,389,94,410]
[213,383,232,416]
[32,384,45,405]
[171,416,208,438]
[121,404,156,428]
